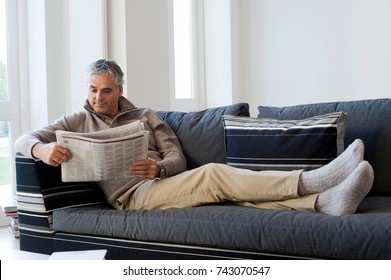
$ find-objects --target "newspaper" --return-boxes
[55,121,149,182]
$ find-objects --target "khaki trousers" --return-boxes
[117,163,317,212]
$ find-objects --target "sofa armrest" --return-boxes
[15,153,105,233]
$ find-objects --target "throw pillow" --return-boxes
[222,112,346,171]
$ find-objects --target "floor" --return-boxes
[0,225,19,250]
[0,225,21,259]
[1,201,52,260]
[0,226,49,260]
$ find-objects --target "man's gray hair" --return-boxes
[87,59,125,87]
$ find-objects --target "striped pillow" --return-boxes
[222,112,346,171]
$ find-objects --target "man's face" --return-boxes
[87,74,123,119]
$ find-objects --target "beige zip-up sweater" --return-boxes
[14,96,187,206]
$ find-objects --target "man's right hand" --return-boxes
[32,143,72,167]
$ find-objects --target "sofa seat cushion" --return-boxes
[53,197,391,259]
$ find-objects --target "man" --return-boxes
[14,59,374,216]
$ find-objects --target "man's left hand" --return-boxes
[129,158,160,179]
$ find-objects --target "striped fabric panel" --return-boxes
[15,155,105,235]
[16,156,53,234]
[18,210,53,233]
[18,229,55,255]
[53,232,300,260]
[16,155,105,209]
[222,112,346,171]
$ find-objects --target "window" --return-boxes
[173,0,193,99]
[170,0,205,111]
[0,1,11,203]
[0,121,10,185]
[0,0,21,205]
[0,0,7,102]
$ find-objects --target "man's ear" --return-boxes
[119,85,123,96]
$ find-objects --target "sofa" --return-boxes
[15,98,391,260]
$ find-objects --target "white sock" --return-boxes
[316,161,374,216]
[298,139,364,195]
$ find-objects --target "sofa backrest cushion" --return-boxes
[157,103,250,170]
[257,98,391,196]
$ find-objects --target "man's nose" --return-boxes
[96,91,104,100]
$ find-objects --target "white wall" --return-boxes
[236,0,391,115]
[122,0,171,111]
[21,0,391,129]
[68,0,107,113]
[107,0,127,97]
[25,0,48,128]
[45,0,70,121]
[23,0,108,129]
[203,0,233,107]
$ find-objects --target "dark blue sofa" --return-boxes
[15,99,391,259]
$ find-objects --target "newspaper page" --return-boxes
[55,121,149,182]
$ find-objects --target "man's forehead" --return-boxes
[90,73,115,82]
[88,83,115,88]
[89,75,117,88]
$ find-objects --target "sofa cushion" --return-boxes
[222,112,346,171]
[53,196,391,259]
[257,98,391,195]
[157,103,250,169]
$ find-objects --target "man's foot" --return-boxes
[315,161,374,216]
[298,139,364,195]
